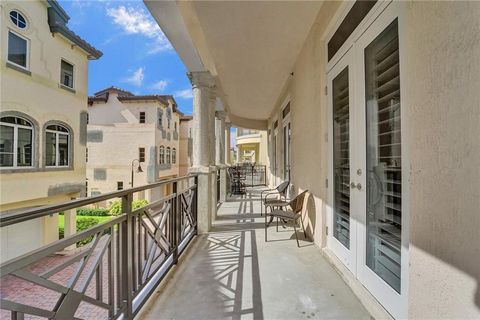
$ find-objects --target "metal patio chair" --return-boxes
[260,180,290,216]
[264,190,309,247]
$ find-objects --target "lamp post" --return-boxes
[130,159,143,187]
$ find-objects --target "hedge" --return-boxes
[109,199,149,215]
[58,217,103,247]
[76,208,110,216]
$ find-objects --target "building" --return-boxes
[86,87,182,204]
[145,1,480,319]
[0,0,101,261]
[235,128,268,165]
[179,115,193,176]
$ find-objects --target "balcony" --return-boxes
[0,176,369,319]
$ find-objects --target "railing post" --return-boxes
[121,193,133,319]
[172,181,180,264]
[194,175,199,235]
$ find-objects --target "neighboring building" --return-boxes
[86,87,182,204]
[0,0,101,261]
[235,128,268,165]
[179,115,193,176]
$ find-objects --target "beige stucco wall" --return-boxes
[264,1,480,318]
[0,1,93,261]
[403,2,480,318]
[87,92,180,204]
[179,118,192,176]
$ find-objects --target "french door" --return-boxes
[327,3,407,319]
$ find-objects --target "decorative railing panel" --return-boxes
[0,175,198,320]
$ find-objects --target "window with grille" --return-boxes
[139,147,145,162]
[139,112,146,124]
[60,60,74,88]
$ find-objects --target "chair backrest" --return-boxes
[276,180,290,196]
[289,190,309,214]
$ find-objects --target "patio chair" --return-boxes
[264,190,309,247]
[260,180,290,216]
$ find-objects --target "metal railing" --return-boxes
[216,169,221,204]
[0,175,198,320]
[238,164,267,187]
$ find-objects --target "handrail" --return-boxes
[0,174,198,227]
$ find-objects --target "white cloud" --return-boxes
[150,80,169,92]
[174,89,193,99]
[107,5,172,54]
[122,67,144,87]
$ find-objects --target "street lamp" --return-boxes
[131,159,143,187]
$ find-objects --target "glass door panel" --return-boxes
[364,19,402,293]
[333,67,351,249]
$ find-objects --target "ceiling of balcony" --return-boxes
[146,1,324,127]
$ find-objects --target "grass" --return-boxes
[58,214,113,229]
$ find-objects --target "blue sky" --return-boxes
[59,0,193,115]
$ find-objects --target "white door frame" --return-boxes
[327,47,356,274]
[325,2,409,319]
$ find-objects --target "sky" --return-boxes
[58,0,194,115]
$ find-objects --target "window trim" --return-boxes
[139,147,145,162]
[60,58,75,89]
[159,145,165,164]
[43,121,74,171]
[7,29,30,71]
[166,147,171,164]
[9,10,27,29]
[45,125,70,168]
[0,117,34,169]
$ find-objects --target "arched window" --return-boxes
[172,148,176,164]
[9,10,27,29]
[0,116,33,167]
[45,124,70,167]
[166,147,171,164]
[159,146,165,164]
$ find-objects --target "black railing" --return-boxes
[217,169,221,204]
[0,175,198,320]
[237,164,267,187]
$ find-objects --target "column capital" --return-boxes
[188,71,215,89]
[215,110,227,120]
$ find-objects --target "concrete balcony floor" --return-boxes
[140,188,370,320]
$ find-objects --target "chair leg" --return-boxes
[300,218,307,239]
[293,224,300,247]
[265,212,267,242]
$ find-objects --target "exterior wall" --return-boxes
[0,1,92,261]
[265,1,480,318]
[403,2,480,318]
[87,92,181,204]
[235,129,268,164]
[179,118,192,176]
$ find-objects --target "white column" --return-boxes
[225,122,231,165]
[215,111,227,202]
[188,71,216,233]
[64,208,77,251]
[215,111,227,165]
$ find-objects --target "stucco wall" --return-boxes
[265,1,480,318]
[87,93,180,201]
[403,2,480,318]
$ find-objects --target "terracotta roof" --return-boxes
[88,87,183,114]
[180,115,193,121]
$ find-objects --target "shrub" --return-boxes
[109,199,149,215]
[59,226,64,239]
[76,208,110,216]
[76,217,99,247]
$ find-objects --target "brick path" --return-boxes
[1,236,112,320]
